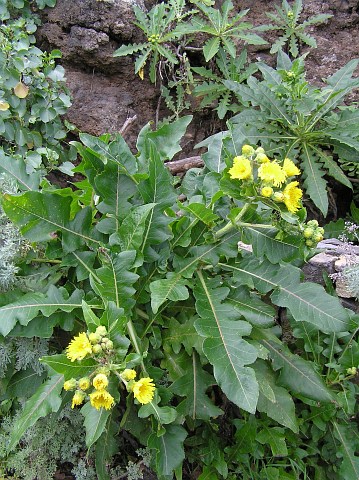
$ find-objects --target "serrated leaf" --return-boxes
[257,426,288,456]
[0,286,84,337]
[138,401,177,424]
[7,374,63,452]
[150,273,189,314]
[41,354,97,379]
[95,415,118,480]
[300,145,328,215]
[203,37,220,61]
[255,360,298,432]
[81,401,111,449]
[181,202,219,226]
[148,425,187,477]
[170,352,223,420]
[194,273,258,413]
[242,226,299,263]
[225,257,350,333]
[254,328,334,402]
[228,289,275,327]
[333,422,359,480]
[111,203,156,250]
[113,42,147,57]
[2,191,101,248]
[91,250,139,313]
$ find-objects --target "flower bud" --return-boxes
[93,373,109,391]
[121,369,137,381]
[95,326,107,337]
[92,344,103,354]
[63,378,77,391]
[273,191,284,202]
[260,186,273,198]
[307,220,319,228]
[346,367,357,376]
[71,390,86,409]
[256,153,270,164]
[78,377,91,391]
[303,227,314,239]
[255,147,265,154]
[305,240,314,247]
[241,144,255,156]
[313,233,323,243]
[88,332,101,344]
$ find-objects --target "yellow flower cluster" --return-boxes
[228,145,303,214]
[66,326,113,362]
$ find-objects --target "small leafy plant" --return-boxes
[221,52,359,216]
[192,47,257,119]
[257,0,332,57]
[181,0,267,61]
[113,0,196,83]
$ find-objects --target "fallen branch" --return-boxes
[165,155,204,174]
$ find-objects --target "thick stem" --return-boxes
[127,319,147,374]
[214,203,251,239]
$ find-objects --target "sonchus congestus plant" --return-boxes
[0,118,355,478]
[222,51,359,216]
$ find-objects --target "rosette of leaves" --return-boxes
[256,0,332,58]
[192,47,257,119]
[1,116,356,479]
[180,0,267,61]
[113,0,196,84]
[221,52,359,216]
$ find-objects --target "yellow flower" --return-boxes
[241,144,255,156]
[283,158,301,177]
[121,369,137,381]
[260,186,273,198]
[132,377,155,405]
[228,156,252,180]
[258,161,286,187]
[78,377,91,391]
[93,373,109,390]
[89,389,115,410]
[66,332,92,362]
[283,181,303,213]
[71,390,86,409]
[63,378,77,391]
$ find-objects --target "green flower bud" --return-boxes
[241,144,255,156]
[346,366,357,376]
[303,227,314,239]
[305,239,314,247]
[307,220,319,228]
[63,378,77,391]
[95,326,107,337]
[92,344,103,354]
[88,332,101,344]
[313,233,323,243]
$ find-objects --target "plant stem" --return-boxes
[127,319,147,374]
[214,203,251,239]
[31,258,62,264]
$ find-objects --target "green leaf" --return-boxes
[228,289,275,327]
[194,272,258,413]
[254,360,298,432]
[181,203,219,226]
[41,354,97,380]
[242,226,299,263]
[197,132,228,173]
[95,415,119,480]
[203,37,220,61]
[138,401,177,425]
[91,250,139,313]
[113,43,147,57]
[333,422,359,480]
[0,149,41,190]
[226,257,350,333]
[7,374,63,452]
[81,401,112,449]
[300,145,328,215]
[170,351,223,420]
[254,328,334,402]
[111,203,156,250]
[137,116,192,163]
[2,191,101,248]
[150,273,189,314]
[148,425,187,477]
[0,286,84,337]
[257,426,288,457]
